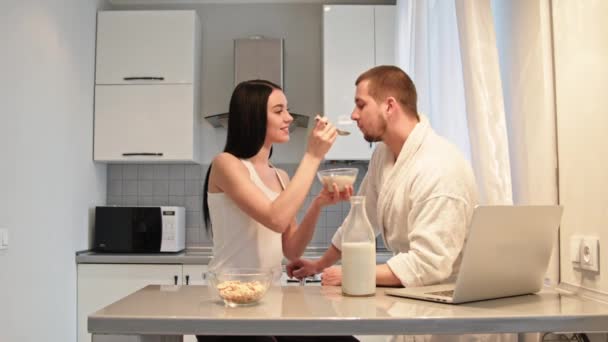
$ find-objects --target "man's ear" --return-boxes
[385,97,398,119]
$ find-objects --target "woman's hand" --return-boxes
[313,184,353,208]
[306,115,337,160]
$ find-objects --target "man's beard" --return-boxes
[363,114,386,143]
[363,134,383,143]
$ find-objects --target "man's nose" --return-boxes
[351,110,359,121]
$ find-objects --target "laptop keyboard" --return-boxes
[427,290,454,298]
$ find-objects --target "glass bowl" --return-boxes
[317,168,358,192]
[206,268,273,307]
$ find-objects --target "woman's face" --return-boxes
[265,89,293,144]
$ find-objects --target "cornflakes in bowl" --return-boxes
[317,168,358,193]
[207,268,273,307]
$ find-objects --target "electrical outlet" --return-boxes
[571,235,583,264]
[580,237,599,272]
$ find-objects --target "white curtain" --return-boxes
[396,0,513,205]
[395,0,560,293]
[492,0,559,286]
[396,0,559,285]
[393,2,560,341]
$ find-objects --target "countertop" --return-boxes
[75,248,395,265]
[89,285,608,337]
[75,249,213,264]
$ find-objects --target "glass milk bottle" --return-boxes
[341,196,376,296]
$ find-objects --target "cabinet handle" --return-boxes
[122,152,164,157]
[185,275,190,285]
[123,76,165,81]
[174,275,178,285]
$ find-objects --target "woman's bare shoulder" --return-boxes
[211,153,246,175]
[213,152,241,167]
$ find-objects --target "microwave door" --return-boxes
[131,208,162,252]
[94,207,162,253]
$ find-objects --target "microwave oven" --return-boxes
[93,206,185,253]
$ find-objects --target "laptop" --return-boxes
[385,205,563,304]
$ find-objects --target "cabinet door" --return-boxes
[96,11,197,85]
[374,6,396,66]
[323,5,375,160]
[182,264,208,285]
[94,84,198,163]
[77,264,182,342]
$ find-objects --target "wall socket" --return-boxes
[571,235,600,272]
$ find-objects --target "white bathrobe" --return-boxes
[331,115,478,286]
[331,116,515,342]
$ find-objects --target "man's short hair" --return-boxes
[356,65,418,118]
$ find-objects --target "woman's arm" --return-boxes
[281,196,322,261]
[211,120,337,233]
[281,169,353,260]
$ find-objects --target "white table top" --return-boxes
[89,285,608,336]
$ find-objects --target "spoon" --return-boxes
[315,113,351,136]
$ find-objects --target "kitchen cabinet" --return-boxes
[182,264,208,285]
[93,10,202,163]
[77,263,207,342]
[94,84,200,162]
[322,5,395,160]
[374,6,396,67]
[96,10,197,85]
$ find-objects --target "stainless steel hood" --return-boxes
[205,36,309,132]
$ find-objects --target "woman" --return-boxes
[202,79,351,281]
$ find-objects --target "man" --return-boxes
[287,65,478,288]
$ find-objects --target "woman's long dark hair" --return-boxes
[203,80,282,236]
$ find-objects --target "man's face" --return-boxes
[351,80,387,143]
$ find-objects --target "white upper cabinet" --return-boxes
[323,5,395,160]
[93,10,202,163]
[374,5,396,67]
[96,10,197,84]
[94,84,199,162]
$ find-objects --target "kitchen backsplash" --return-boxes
[106,162,385,250]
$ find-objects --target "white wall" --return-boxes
[113,2,324,164]
[553,1,608,294]
[0,1,108,341]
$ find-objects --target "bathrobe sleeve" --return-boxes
[386,195,470,287]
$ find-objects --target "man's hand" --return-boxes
[286,258,320,279]
[321,266,343,286]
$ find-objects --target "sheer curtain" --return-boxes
[492,0,559,286]
[395,0,560,290]
[396,0,513,205]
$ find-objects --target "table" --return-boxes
[89,285,608,341]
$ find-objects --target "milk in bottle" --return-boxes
[341,196,376,296]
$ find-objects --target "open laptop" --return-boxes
[385,205,563,304]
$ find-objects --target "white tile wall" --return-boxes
[105,161,386,250]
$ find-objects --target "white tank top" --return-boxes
[207,159,286,281]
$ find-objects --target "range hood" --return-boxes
[205,36,309,132]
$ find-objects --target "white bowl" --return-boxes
[317,168,358,192]
[206,268,273,307]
